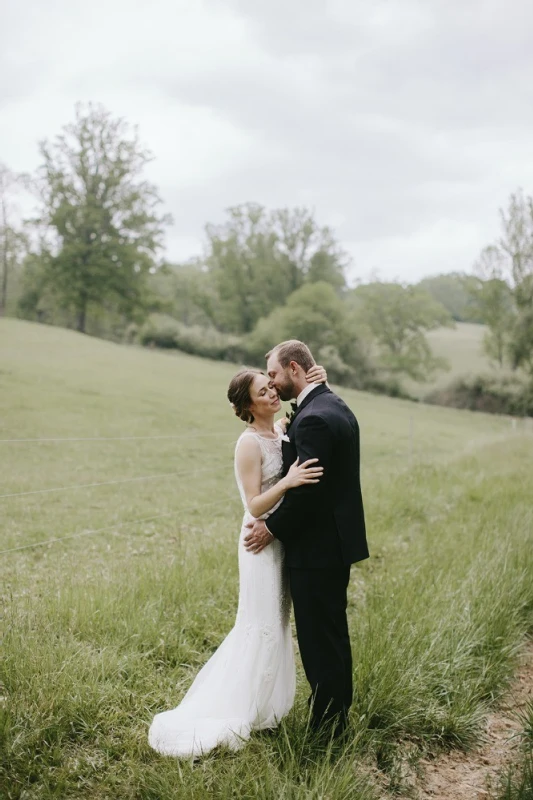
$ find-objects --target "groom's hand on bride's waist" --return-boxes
[244,520,275,554]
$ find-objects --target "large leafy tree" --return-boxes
[472,190,533,376]
[468,246,514,368]
[148,258,218,327]
[498,190,533,374]
[246,282,368,384]
[205,203,347,334]
[499,190,533,309]
[0,164,27,316]
[349,282,453,382]
[417,272,483,323]
[35,104,171,332]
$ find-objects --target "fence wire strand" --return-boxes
[0,432,236,444]
[1,430,243,555]
[0,493,238,555]
[0,465,232,500]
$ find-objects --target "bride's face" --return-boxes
[249,374,281,418]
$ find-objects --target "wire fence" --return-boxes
[0,432,237,444]
[0,427,242,557]
[0,494,237,556]
[2,415,531,558]
[0,465,230,500]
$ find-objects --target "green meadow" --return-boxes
[1,318,532,799]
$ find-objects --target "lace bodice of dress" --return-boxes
[234,427,284,519]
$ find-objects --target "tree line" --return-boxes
[1,104,532,406]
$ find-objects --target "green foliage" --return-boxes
[496,759,533,800]
[468,246,515,368]
[349,282,453,382]
[205,203,347,334]
[33,103,171,333]
[425,373,533,416]
[518,701,533,750]
[499,190,533,307]
[0,163,28,316]
[13,100,533,409]
[139,315,247,362]
[417,272,484,323]
[497,192,533,375]
[16,250,57,322]
[246,281,368,384]
[148,259,218,327]
[474,190,533,377]
[481,278,515,368]
[0,230,27,316]
[509,309,533,374]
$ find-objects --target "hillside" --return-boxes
[407,321,503,397]
[0,318,515,494]
[0,317,524,560]
[1,318,532,799]
[428,321,489,377]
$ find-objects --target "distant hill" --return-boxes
[407,322,505,397]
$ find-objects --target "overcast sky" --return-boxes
[2,0,533,283]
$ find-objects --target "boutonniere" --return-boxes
[281,433,291,443]
[285,401,298,432]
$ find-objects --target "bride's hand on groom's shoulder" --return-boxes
[306,364,327,384]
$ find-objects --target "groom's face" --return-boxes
[267,354,296,401]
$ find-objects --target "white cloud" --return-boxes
[2,0,533,282]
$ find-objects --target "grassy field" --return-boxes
[1,318,532,799]
[407,321,497,397]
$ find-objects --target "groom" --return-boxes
[244,339,369,737]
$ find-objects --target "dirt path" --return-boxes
[408,641,533,799]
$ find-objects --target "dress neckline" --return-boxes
[243,428,282,441]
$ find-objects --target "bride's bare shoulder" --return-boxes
[236,432,261,454]
[235,433,262,471]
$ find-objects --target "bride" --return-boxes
[148,364,327,758]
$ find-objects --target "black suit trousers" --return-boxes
[289,565,352,732]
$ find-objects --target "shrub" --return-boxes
[123,323,139,344]
[139,316,417,399]
[139,318,248,363]
[425,374,533,417]
[362,375,415,400]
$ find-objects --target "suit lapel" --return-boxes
[283,386,330,474]
[289,384,331,428]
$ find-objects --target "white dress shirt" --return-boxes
[296,382,320,406]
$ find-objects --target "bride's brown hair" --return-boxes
[227,369,264,424]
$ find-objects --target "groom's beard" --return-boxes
[276,374,296,402]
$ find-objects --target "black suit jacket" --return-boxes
[266,384,369,569]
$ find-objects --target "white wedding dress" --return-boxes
[148,427,296,757]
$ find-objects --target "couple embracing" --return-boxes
[149,339,369,758]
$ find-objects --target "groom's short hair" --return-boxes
[266,340,315,372]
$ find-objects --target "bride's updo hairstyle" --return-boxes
[227,369,264,424]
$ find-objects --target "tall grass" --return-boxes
[1,319,533,798]
[494,700,533,800]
